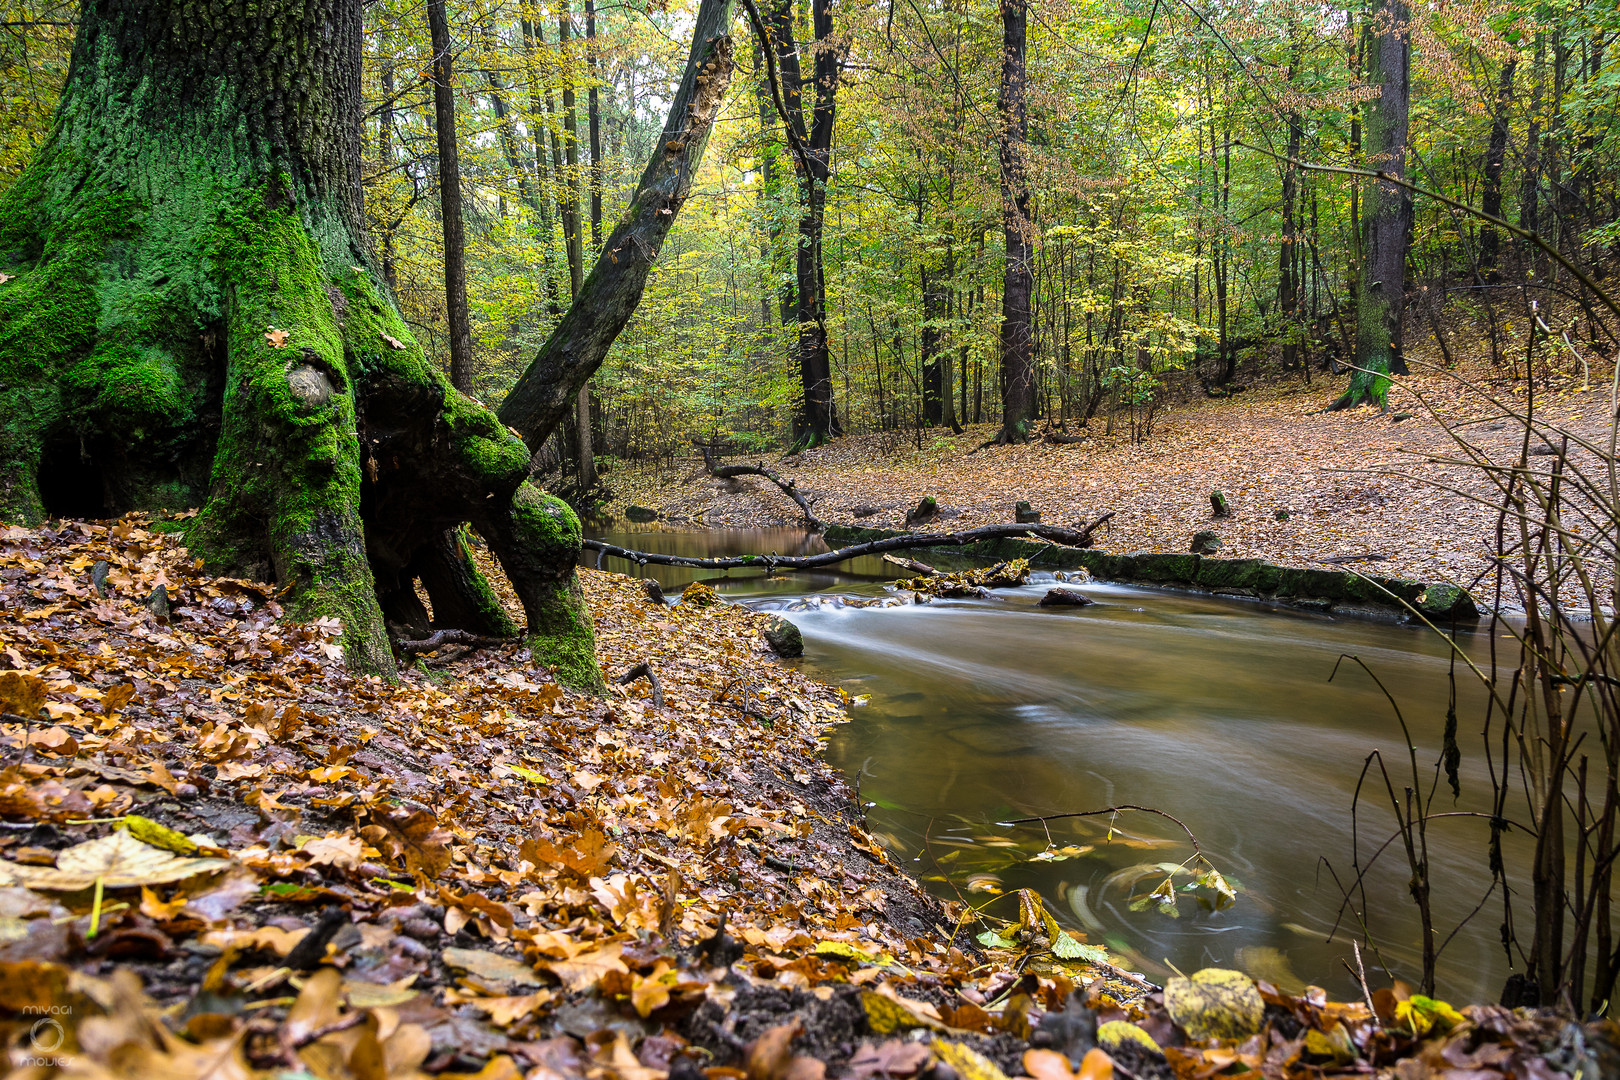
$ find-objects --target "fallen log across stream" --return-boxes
[583,514,1114,572]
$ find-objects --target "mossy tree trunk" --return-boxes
[0,0,732,691]
[1334,0,1411,411]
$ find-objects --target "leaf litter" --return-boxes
[0,514,1612,1077]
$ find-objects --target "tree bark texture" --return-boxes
[768,0,841,449]
[997,0,1036,442]
[496,0,737,448]
[586,0,605,248]
[1479,60,1516,274]
[426,0,475,392]
[0,0,612,690]
[1345,0,1412,409]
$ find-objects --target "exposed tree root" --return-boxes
[393,629,518,656]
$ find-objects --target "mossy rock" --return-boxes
[1195,558,1273,593]
[762,615,803,657]
[1070,550,1118,580]
[1275,567,1352,601]
[1413,583,1480,621]
[1129,551,1200,584]
[904,496,939,526]
[1097,1021,1160,1055]
[1365,575,1425,605]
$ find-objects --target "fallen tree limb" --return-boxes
[696,442,823,528]
[395,629,518,655]
[617,662,664,707]
[882,553,938,576]
[582,515,1115,573]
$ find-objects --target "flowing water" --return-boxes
[586,524,1524,1002]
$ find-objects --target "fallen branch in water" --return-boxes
[696,441,822,529]
[1001,803,1204,859]
[882,553,939,576]
[583,515,1114,573]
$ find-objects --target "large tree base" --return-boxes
[1,163,603,690]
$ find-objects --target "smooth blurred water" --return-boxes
[586,525,1523,1001]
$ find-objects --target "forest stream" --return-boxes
[586,524,1528,1005]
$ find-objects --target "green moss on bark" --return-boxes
[527,576,604,692]
[476,484,604,693]
[1,1,596,683]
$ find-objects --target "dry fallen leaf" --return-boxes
[747,1019,826,1080]
[0,671,46,718]
[443,946,545,989]
[540,942,628,992]
[459,990,552,1026]
[301,832,364,869]
[361,808,451,879]
[1,830,231,890]
[1023,1048,1076,1080]
[266,327,291,348]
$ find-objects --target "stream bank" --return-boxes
[0,516,1609,1079]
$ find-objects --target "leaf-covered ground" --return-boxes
[0,516,1613,1078]
[606,373,1614,597]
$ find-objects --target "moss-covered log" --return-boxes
[0,0,605,688]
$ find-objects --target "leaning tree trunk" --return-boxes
[497,0,736,445]
[0,0,735,693]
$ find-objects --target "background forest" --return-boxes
[3,0,1617,494]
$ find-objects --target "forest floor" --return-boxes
[2,515,1611,1077]
[605,368,1618,599]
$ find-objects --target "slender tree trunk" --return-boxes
[426,0,474,392]
[379,61,399,293]
[1521,34,1545,247]
[586,0,604,248]
[520,14,564,315]
[920,176,945,427]
[1479,60,1516,275]
[771,0,840,447]
[1278,47,1301,371]
[556,3,595,491]
[996,0,1035,443]
[1340,0,1411,409]
[481,26,541,219]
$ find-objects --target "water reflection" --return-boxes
[585,525,1521,1001]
